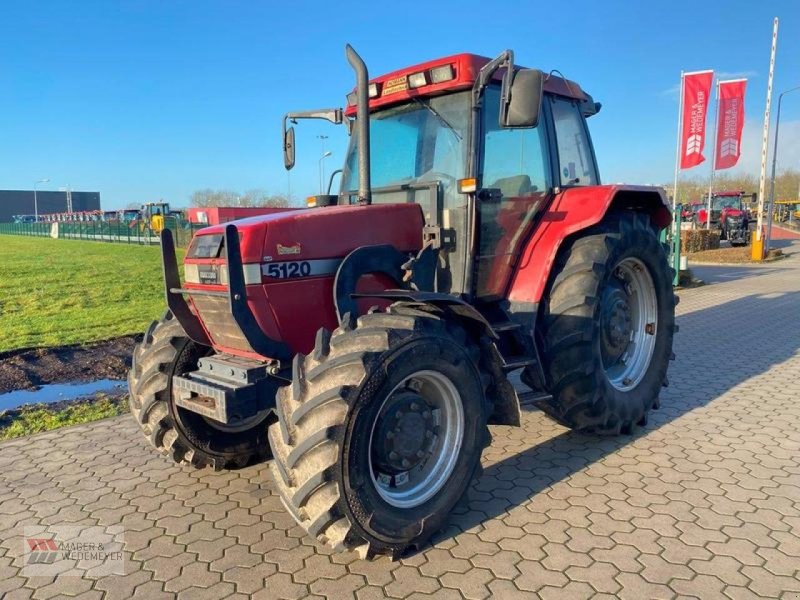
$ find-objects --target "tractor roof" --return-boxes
[711,190,747,197]
[345,53,592,116]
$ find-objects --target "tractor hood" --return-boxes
[191,203,424,264]
[183,203,425,357]
[721,207,745,219]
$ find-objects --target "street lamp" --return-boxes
[766,85,800,247]
[319,150,332,194]
[33,178,50,221]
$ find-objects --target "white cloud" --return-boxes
[660,83,681,98]
[716,70,758,80]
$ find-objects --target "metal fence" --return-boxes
[0,220,203,247]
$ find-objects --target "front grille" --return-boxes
[190,295,254,353]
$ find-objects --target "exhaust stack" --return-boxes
[345,44,371,204]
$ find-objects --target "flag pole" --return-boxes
[706,79,720,230]
[753,17,779,261]
[672,71,685,213]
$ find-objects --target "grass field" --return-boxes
[0,236,182,352]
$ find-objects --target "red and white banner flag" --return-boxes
[714,79,747,170]
[680,70,714,169]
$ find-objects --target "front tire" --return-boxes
[128,311,270,469]
[532,211,675,434]
[268,305,489,558]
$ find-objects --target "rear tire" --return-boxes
[532,211,675,434]
[128,311,270,469]
[268,304,490,558]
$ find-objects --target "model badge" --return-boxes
[277,243,302,256]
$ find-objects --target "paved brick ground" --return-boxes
[2,245,800,599]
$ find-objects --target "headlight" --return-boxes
[184,263,199,283]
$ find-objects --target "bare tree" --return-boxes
[190,189,289,208]
[666,172,773,204]
[241,189,290,207]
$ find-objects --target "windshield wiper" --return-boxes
[412,97,462,141]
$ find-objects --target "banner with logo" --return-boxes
[714,79,747,170]
[680,70,714,169]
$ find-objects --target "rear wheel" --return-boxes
[531,211,675,434]
[128,311,270,469]
[268,304,489,558]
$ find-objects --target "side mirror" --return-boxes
[501,68,544,128]
[284,126,296,170]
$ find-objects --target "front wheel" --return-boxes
[128,311,270,469]
[530,211,676,434]
[268,305,489,558]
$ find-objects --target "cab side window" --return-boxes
[550,96,598,187]
[482,87,549,196]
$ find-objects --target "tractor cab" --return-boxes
[696,190,747,225]
[141,202,171,233]
[141,201,170,217]
[294,53,601,299]
[712,192,745,213]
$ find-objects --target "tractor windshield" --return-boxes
[341,90,471,293]
[341,91,470,207]
[711,196,742,210]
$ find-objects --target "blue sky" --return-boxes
[1,1,798,209]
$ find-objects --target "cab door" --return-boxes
[474,86,553,299]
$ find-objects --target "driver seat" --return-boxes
[489,174,534,198]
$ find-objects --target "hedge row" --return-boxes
[681,229,721,253]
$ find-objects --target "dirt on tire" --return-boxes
[0,336,139,394]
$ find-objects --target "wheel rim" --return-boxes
[368,370,464,508]
[600,257,658,392]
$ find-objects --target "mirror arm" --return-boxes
[467,49,514,179]
[282,108,349,145]
[284,108,345,125]
[282,108,352,171]
[472,50,514,109]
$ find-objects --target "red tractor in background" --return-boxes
[129,45,676,558]
[681,202,704,222]
[694,190,752,246]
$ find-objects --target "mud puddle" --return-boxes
[0,379,126,411]
[0,336,138,395]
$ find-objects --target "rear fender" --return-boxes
[508,185,670,304]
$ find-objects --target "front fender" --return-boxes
[508,184,670,304]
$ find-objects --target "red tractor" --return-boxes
[681,202,704,222]
[694,190,751,246]
[129,46,676,558]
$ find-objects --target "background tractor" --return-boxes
[695,190,751,246]
[775,200,800,223]
[129,45,676,558]
[140,201,182,233]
